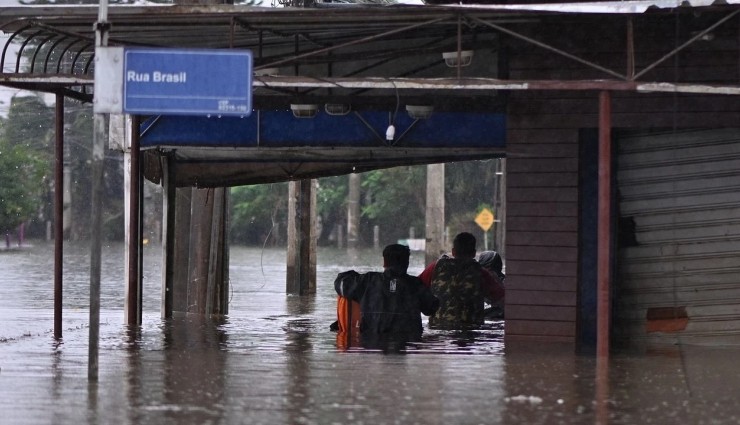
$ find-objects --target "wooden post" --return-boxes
[189,188,214,314]
[287,180,300,295]
[220,188,231,314]
[172,187,192,312]
[206,188,225,314]
[425,163,445,265]
[287,179,316,295]
[597,90,612,358]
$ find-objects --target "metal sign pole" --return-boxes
[89,0,110,382]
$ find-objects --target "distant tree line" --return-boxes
[229,160,502,248]
[0,95,124,240]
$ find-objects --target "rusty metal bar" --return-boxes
[127,114,142,327]
[256,16,450,70]
[70,42,94,75]
[597,90,612,358]
[29,33,57,73]
[1,24,32,71]
[634,9,740,80]
[470,16,627,80]
[43,36,68,73]
[53,92,64,341]
[56,39,85,74]
[15,30,45,73]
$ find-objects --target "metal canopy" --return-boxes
[1,2,739,186]
[3,2,739,102]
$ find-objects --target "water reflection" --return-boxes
[3,241,740,424]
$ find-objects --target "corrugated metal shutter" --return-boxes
[616,128,740,346]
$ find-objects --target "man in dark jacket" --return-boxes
[334,244,439,344]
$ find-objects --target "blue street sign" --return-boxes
[123,48,252,116]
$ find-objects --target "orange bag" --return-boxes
[336,296,361,333]
[336,296,361,349]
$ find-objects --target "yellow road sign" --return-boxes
[475,208,494,231]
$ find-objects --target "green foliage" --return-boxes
[446,159,501,238]
[224,161,502,248]
[230,183,287,245]
[63,103,125,241]
[4,96,54,153]
[316,175,347,243]
[0,95,53,235]
[0,141,47,233]
[360,166,426,243]
[317,175,347,217]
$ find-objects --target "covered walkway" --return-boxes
[2,1,740,359]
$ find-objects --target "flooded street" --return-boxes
[2,241,740,424]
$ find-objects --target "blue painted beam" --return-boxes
[141,110,506,148]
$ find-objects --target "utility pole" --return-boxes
[89,0,110,382]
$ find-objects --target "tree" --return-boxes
[446,159,501,241]
[316,175,347,245]
[230,183,288,245]
[0,95,53,236]
[360,166,426,244]
[0,140,47,234]
[4,95,54,152]
[63,102,126,241]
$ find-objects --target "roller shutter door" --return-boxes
[616,128,740,346]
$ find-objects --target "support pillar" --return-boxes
[125,115,142,326]
[347,173,360,249]
[161,154,176,318]
[287,179,317,295]
[54,93,64,340]
[172,187,192,313]
[597,90,612,357]
[187,187,229,315]
[425,163,445,265]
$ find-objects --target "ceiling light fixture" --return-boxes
[324,103,351,116]
[442,50,474,68]
[406,105,434,120]
[290,104,319,119]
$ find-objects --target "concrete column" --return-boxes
[347,173,361,249]
[425,163,445,265]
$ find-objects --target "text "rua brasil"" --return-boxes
[127,71,187,83]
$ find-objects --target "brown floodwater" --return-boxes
[2,241,740,424]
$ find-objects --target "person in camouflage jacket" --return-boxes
[418,232,505,330]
